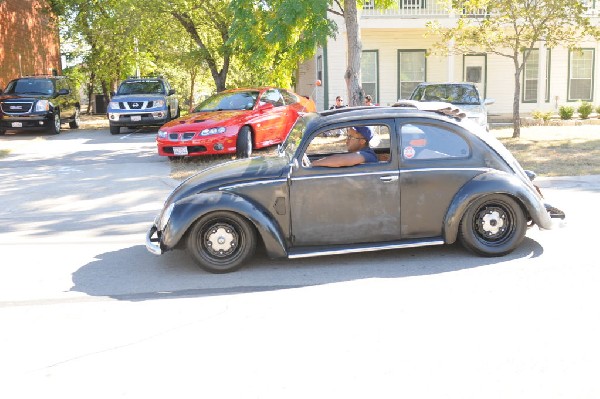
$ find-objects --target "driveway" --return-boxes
[0,123,599,399]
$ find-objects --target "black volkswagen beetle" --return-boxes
[146,104,565,273]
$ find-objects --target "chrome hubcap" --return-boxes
[481,210,505,235]
[205,225,236,256]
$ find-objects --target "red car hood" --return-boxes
[161,110,247,131]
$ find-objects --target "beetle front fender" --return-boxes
[443,171,552,244]
[162,191,288,258]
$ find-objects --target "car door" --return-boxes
[254,89,288,146]
[289,120,400,246]
[398,119,484,238]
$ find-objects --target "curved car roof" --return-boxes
[306,105,472,133]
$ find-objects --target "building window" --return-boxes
[317,55,323,82]
[361,50,378,104]
[363,0,374,9]
[523,49,551,103]
[398,50,426,100]
[402,0,426,9]
[568,49,594,101]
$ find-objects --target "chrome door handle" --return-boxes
[380,176,399,183]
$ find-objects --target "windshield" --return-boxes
[279,115,313,160]
[412,84,481,105]
[5,79,54,95]
[117,80,165,95]
[194,91,259,112]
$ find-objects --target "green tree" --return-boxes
[52,0,157,110]
[230,0,336,89]
[230,0,396,106]
[428,0,599,138]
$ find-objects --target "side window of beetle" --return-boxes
[401,123,470,160]
[304,124,392,163]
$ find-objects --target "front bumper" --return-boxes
[108,111,168,127]
[1,114,54,131]
[545,203,566,219]
[157,136,238,157]
[145,225,163,255]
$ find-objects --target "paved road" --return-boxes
[0,127,599,398]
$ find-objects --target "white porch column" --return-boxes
[536,41,547,108]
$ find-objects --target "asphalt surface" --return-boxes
[0,125,599,399]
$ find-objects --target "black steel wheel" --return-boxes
[459,194,526,257]
[109,124,120,135]
[186,211,256,273]
[48,112,61,135]
[236,126,253,158]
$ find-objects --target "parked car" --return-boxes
[107,76,179,135]
[146,103,565,273]
[408,82,495,130]
[155,87,316,160]
[0,75,80,135]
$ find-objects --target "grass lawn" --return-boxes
[495,125,600,177]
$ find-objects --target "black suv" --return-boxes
[0,75,80,135]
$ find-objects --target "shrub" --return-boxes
[595,105,600,118]
[559,105,574,120]
[531,110,553,123]
[577,101,593,119]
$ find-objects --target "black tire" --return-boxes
[236,126,253,158]
[459,194,527,257]
[0,130,5,136]
[175,106,181,119]
[48,112,61,135]
[69,108,80,129]
[186,211,256,273]
[109,124,120,135]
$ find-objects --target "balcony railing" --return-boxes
[361,0,599,18]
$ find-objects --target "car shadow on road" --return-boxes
[70,237,544,302]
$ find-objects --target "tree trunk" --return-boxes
[101,81,111,113]
[87,72,95,114]
[172,11,228,92]
[512,55,521,138]
[343,0,364,107]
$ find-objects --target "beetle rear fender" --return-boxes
[163,191,288,258]
[443,171,552,244]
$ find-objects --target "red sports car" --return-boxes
[156,87,316,159]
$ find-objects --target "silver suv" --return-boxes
[107,76,179,134]
[409,82,495,130]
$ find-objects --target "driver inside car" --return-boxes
[309,126,378,167]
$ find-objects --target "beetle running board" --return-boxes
[288,237,445,259]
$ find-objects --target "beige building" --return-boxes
[296,1,600,119]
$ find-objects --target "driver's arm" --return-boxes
[311,152,366,167]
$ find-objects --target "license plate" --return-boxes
[173,147,188,156]
[11,122,22,127]
[131,115,142,122]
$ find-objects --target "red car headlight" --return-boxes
[200,127,226,136]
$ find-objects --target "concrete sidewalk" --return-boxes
[535,174,600,191]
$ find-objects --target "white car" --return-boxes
[408,82,495,130]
